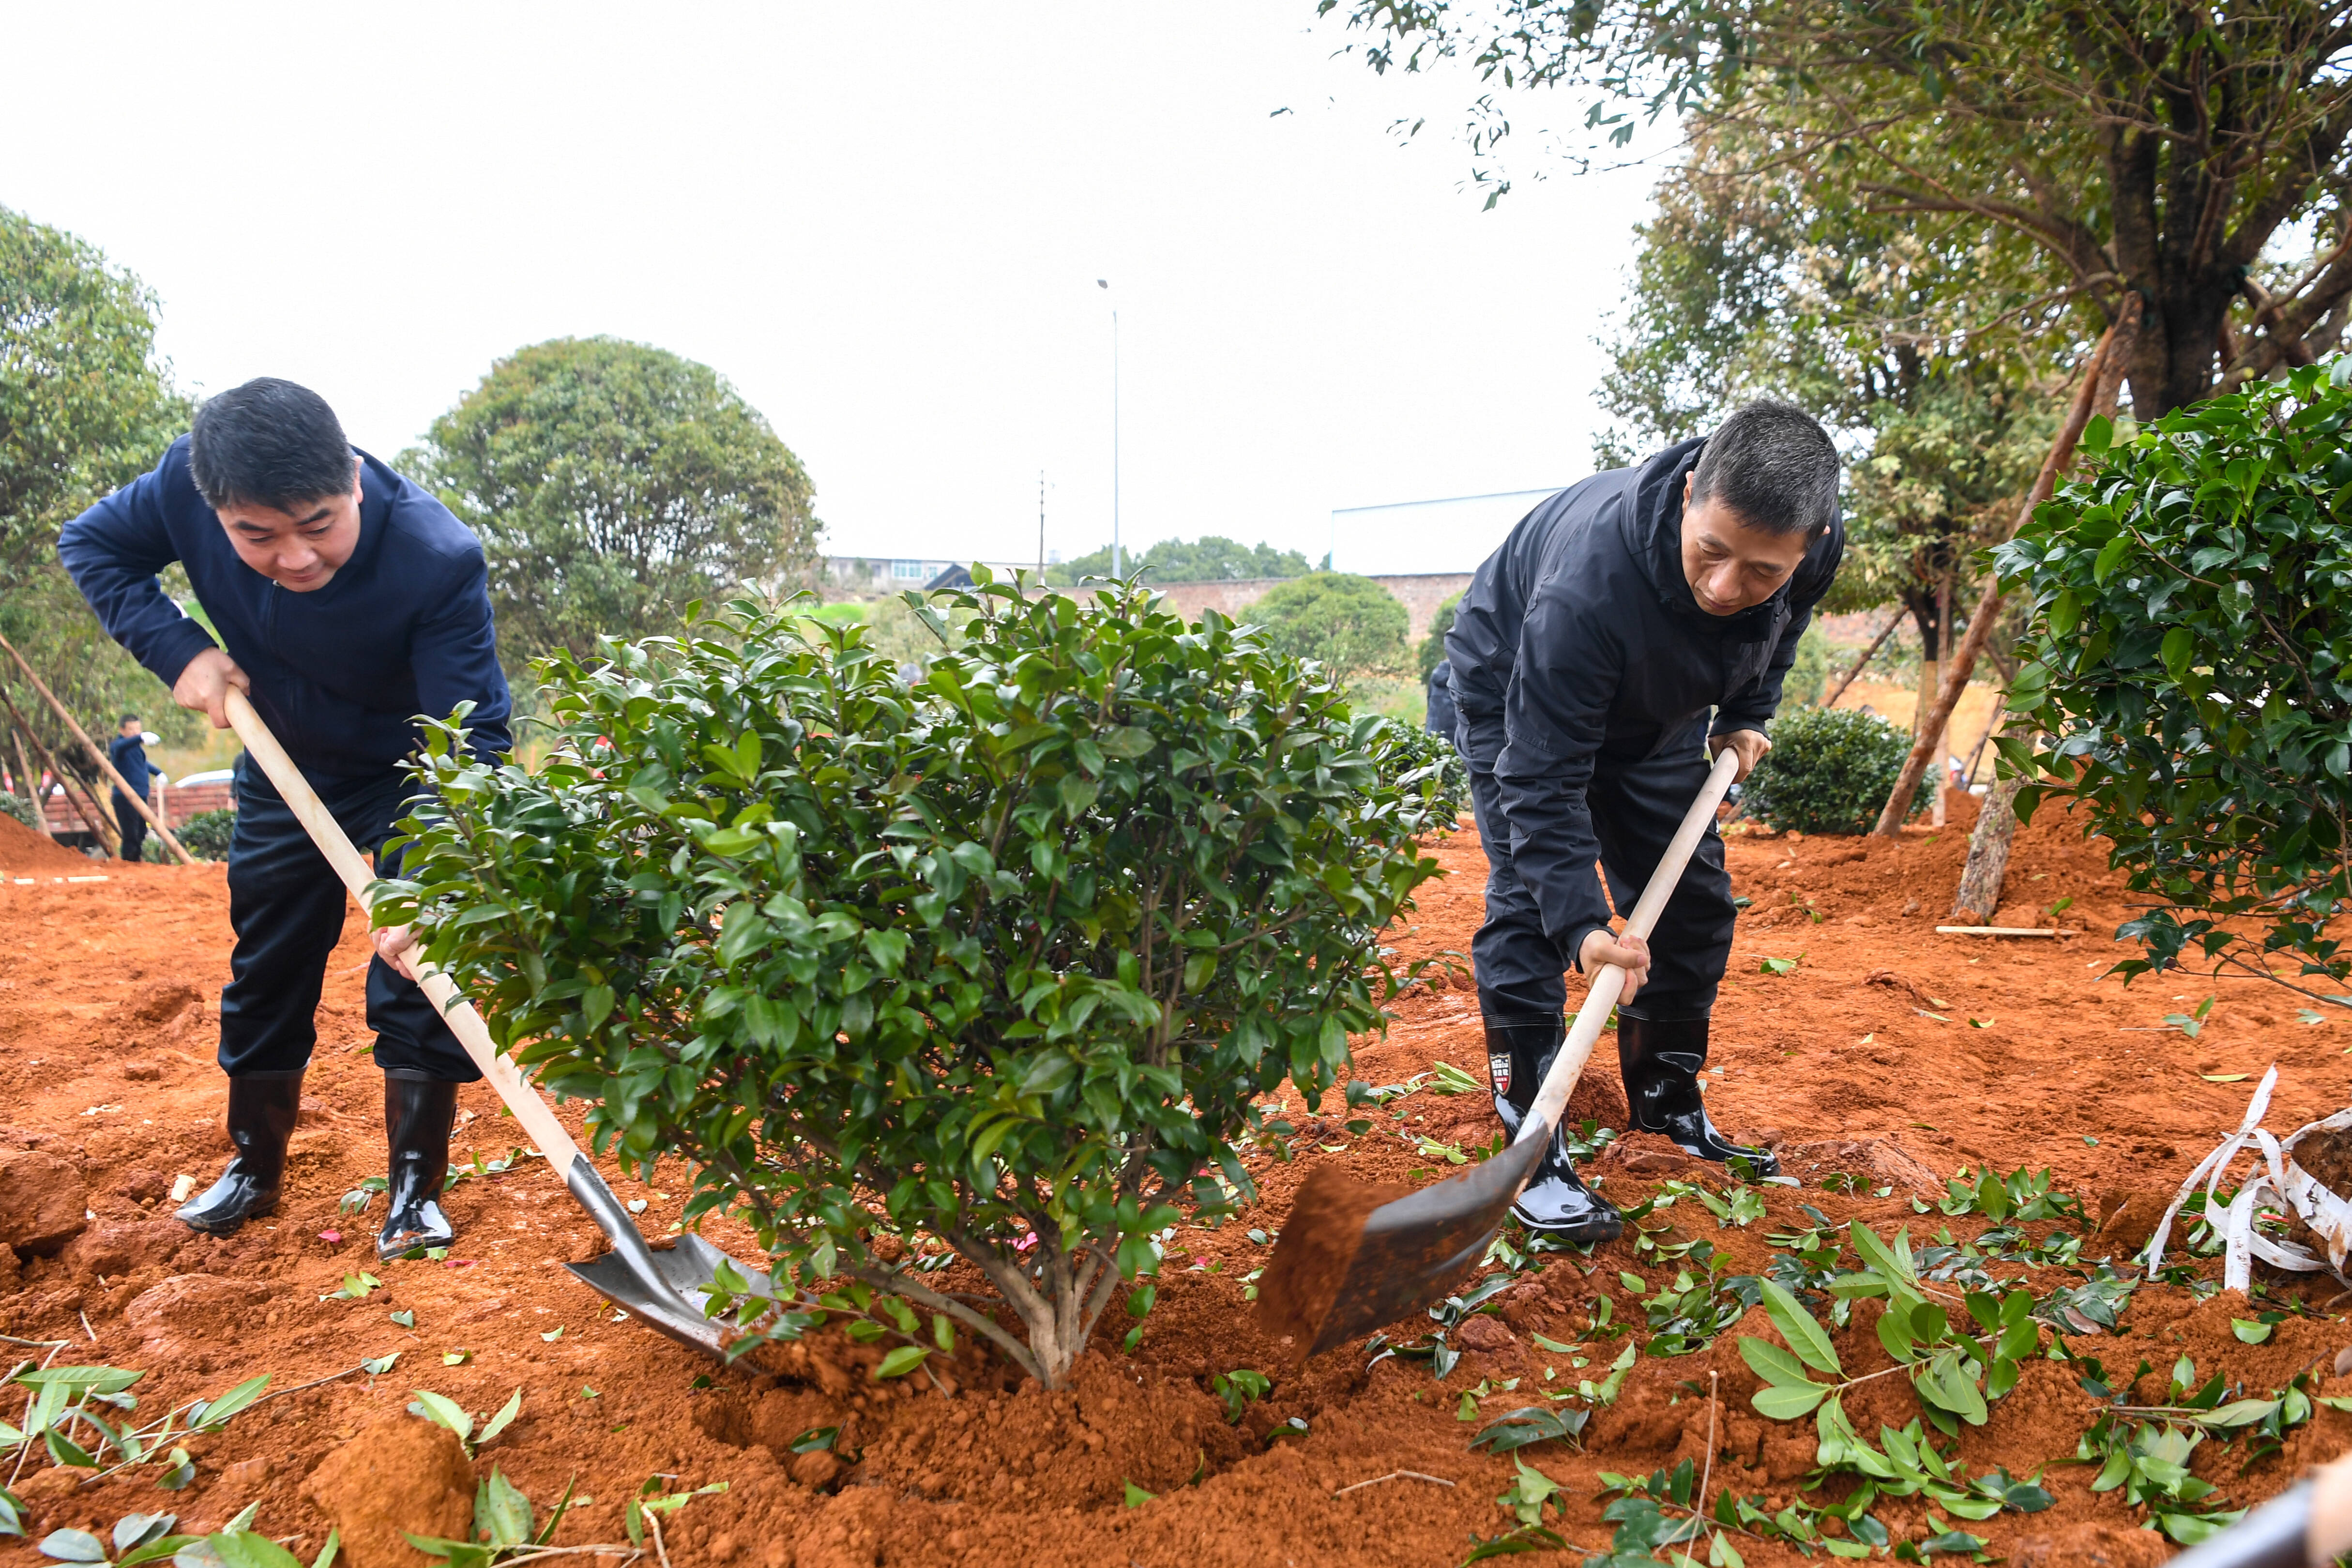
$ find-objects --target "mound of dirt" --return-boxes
[0,813,89,871]
[302,1414,475,1568]
[0,1148,89,1254]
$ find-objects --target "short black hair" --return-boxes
[119,714,140,726]
[188,378,353,512]
[1690,398,1841,537]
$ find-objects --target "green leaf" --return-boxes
[872,1346,931,1380]
[1736,1336,1817,1388]
[192,1374,272,1430]
[1123,1480,1155,1507]
[479,1470,533,1548]
[409,1390,474,1446]
[1759,1279,1841,1377]
[1752,1382,1831,1420]
[477,1388,522,1449]
[2093,534,2133,585]
[2230,1318,2274,1344]
[37,1530,109,1563]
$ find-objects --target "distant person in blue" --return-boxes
[1424,659,1457,738]
[107,714,162,862]
[60,379,513,1261]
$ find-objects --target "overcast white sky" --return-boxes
[2,4,1669,575]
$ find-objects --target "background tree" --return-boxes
[1248,571,1410,681]
[1047,534,1312,585]
[0,206,198,793]
[1417,590,1461,680]
[1593,127,2060,723]
[403,337,819,672]
[1318,0,2352,419]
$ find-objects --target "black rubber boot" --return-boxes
[378,1071,458,1261]
[1486,1017,1623,1244]
[1619,1015,1780,1176]
[176,1069,303,1234]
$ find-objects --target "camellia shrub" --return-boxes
[383,574,1443,1387]
[1373,716,1467,824]
[1995,361,2352,1000]
[174,807,235,861]
[1741,705,1917,835]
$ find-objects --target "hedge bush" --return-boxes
[1741,705,1917,835]
[382,574,1444,1387]
[174,808,235,860]
[1995,360,2352,1000]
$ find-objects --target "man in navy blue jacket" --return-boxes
[1446,399,1843,1243]
[60,378,513,1259]
[107,715,162,863]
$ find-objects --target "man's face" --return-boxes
[1680,472,1819,617]
[212,456,364,592]
[118,718,141,739]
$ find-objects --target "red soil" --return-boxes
[0,799,2347,1566]
[0,815,98,874]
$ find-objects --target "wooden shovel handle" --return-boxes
[1518,745,1742,1143]
[224,689,584,1167]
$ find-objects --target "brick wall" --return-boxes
[41,778,235,837]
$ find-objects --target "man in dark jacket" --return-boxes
[60,378,512,1260]
[107,714,162,863]
[1446,399,1842,1242]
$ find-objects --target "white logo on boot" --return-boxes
[1489,1053,1512,1095]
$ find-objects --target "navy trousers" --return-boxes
[216,755,477,1081]
[1468,725,1737,1025]
[111,790,147,864]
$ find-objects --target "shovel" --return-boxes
[1257,745,1741,1358]
[224,689,755,1362]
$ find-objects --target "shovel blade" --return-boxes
[559,1153,763,1364]
[1260,1134,1548,1359]
[565,1231,749,1361]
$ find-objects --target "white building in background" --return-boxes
[1324,487,1565,577]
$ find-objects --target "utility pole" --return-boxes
[1098,278,1120,577]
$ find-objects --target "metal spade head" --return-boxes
[560,1154,759,1362]
[1258,1132,1547,1358]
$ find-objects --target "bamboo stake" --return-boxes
[0,683,115,854]
[2,713,54,842]
[1873,294,2144,836]
[0,634,194,865]
[1822,611,1903,708]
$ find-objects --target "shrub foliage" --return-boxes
[383,575,1443,1386]
[1742,706,1917,835]
[174,807,235,861]
[1995,361,2352,1001]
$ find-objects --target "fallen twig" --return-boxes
[1332,1469,1457,1497]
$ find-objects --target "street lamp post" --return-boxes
[1098,278,1119,578]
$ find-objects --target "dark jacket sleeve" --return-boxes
[410,549,514,761]
[57,463,219,690]
[1492,578,1623,969]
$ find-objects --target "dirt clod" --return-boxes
[302,1414,475,1568]
[0,1148,89,1254]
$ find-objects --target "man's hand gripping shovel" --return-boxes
[226,690,758,1363]
[1257,746,1742,1358]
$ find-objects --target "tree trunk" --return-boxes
[1950,773,2024,924]
[4,721,48,839]
[0,683,113,854]
[1927,574,1953,826]
[1823,612,1901,708]
[1873,294,2144,835]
